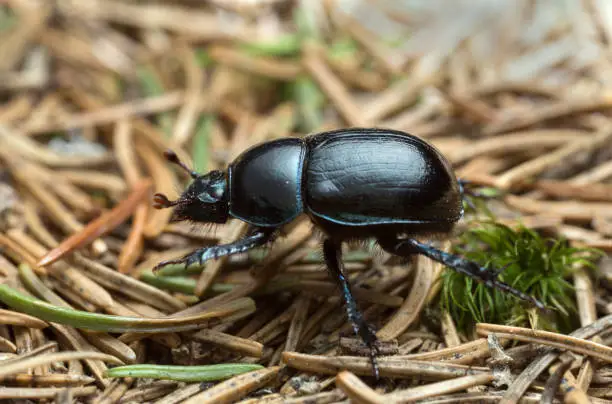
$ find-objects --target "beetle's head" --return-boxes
[153,151,229,224]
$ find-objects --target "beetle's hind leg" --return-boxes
[378,237,546,310]
[153,227,276,272]
[322,239,380,379]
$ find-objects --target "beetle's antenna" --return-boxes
[153,193,177,209]
[164,150,198,179]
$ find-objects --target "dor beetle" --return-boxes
[153,128,544,378]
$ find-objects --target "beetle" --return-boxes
[152,128,544,378]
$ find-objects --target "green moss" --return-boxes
[440,222,602,333]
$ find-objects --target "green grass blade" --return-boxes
[154,262,204,276]
[240,34,302,57]
[139,271,198,295]
[105,363,263,382]
[139,271,234,296]
[0,284,253,333]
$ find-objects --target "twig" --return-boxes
[209,45,302,80]
[303,41,368,127]
[335,371,385,404]
[37,179,152,267]
[535,180,612,202]
[401,339,490,365]
[0,386,97,400]
[495,128,612,189]
[56,0,253,40]
[477,323,612,363]
[484,98,612,135]
[191,329,264,358]
[448,130,582,165]
[282,352,490,379]
[377,254,435,340]
[504,195,612,222]
[72,254,187,312]
[541,359,573,404]
[385,373,495,402]
[0,351,122,379]
[182,367,280,404]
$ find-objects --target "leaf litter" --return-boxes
[1,0,612,403]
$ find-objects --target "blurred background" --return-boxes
[3,0,612,402]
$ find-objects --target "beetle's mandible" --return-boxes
[153,128,544,378]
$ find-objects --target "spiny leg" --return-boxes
[153,227,276,272]
[378,237,545,310]
[322,238,380,379]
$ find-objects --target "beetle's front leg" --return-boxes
[378,237,545,309]
[153,227,276,272]
[322,239,380,379]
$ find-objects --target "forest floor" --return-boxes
[2,1,612,403]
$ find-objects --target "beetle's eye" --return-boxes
[210,186,224,200]
[197,185,225,203]
[198,192,219,203]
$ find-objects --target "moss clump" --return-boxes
[440,222,602,333]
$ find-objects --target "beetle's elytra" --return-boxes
[153,128,544,378]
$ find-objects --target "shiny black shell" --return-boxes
[227,128,462,230]
[228,138,306,227]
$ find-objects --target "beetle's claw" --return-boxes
[483,263,546,310]
[355,321,381,380]
[475,263,546,310]
[152,259,178,273]
[487,276,546,310]
[152,251,208,273]
[185,254,201,268]
[152,253,196,273]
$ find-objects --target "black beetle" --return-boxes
[153,128,544,377]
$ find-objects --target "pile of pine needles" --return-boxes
[2,0,612,402]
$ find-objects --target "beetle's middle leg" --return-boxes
[322,238,380,379]
[378,237,545,309]
[153,227,276,272]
